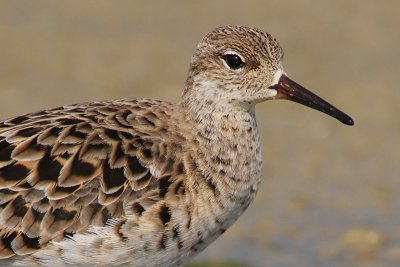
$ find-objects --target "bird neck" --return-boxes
[180,78,263,200]
[177,78,264,243]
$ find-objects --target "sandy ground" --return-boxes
[0,1,399,266]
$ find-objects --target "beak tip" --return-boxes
[342,117,354,126]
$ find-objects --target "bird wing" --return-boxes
[0,98,177,258]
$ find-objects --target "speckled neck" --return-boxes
[180,78,263,205]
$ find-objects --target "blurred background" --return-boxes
[0,1,399,266]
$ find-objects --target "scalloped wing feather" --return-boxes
[0,99,178,259]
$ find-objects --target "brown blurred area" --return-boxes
[0,1,399,266]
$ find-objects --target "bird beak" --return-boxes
[270,74,354,125]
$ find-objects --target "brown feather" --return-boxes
[0,99,182,259]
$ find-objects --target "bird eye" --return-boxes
[221,53,245,70]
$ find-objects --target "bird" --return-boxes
[0,25,353,266]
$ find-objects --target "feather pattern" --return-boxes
[0,99,193,262]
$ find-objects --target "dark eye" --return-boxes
[222,53,245,70]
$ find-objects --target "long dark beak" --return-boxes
[270,75,354,125]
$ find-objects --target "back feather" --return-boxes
[0,98,179,259]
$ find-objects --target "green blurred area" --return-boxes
[0,1,399,266]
